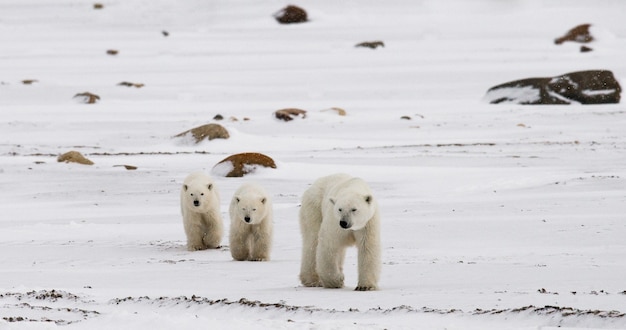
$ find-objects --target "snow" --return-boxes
[1,0,626,329]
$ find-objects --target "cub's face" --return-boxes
[182,182,214,213]
[234,196,266,225]
[329,194,374,230]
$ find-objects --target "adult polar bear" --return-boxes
[299,173,381,291]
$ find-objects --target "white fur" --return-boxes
[299,173,381,291]
[180,172,223,251]
[229,183,273,261]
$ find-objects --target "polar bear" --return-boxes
[229,183,273,261]
[180,172,223,251]
[299,173,381,291]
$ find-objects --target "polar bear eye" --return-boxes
[338,208,342,212]
[201,193,204,196]
[351,208,357,212]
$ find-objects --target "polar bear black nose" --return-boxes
[193,200,200,207]
[339,220,350,229]
[244,216,251,223]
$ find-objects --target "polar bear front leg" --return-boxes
[201,213,223,249]
[315,237,345,289]
[354,226,381,291]
[250,228,271,261]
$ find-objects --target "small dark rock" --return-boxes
[274,5,308,24]
[355,41,385,49]
[580,45,593,52]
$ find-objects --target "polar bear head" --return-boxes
[329,193,375,231]
[182,176,217,213]
[233,194,268,225]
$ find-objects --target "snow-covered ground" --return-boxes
[1,0,625,329]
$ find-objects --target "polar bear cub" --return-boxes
[229,183,273,261]
[180,172,223,251]
[299,173,381,291]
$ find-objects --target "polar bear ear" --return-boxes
[183,184,188,191]
[261,197,266,204]
[329,198,336,205]
[365,195,372,204]
[207,183,213,191]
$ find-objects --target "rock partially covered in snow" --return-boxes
[484,70,621,105]
[555,24,594,45]
[273,5,308,24]
[212,152,276,177]
[173,124,229,144]
[57,151,94,165]
[274,108,307,121]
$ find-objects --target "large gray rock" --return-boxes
[485,70,621,105]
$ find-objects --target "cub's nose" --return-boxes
[339,220,350,229]
[193,200,200,207]
[244,216,251,223]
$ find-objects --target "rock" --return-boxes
[106,49,119,55]
[274,108,307,121]
[117,81,144,88]
[174,123,230,144]
[273,5,308,24]
[580,45,593,53]
[74,92,100,104]
[212,152,277,177]
[484,70,621,105]
[22,79,38,85]
[555,24,593,44]
[57,151,94,165]
[93,3,104,9]
[355,41,385,49]
[321,107,347,116]
[114,165,137,170]
[213,114,224,121]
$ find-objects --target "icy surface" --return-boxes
[1,0,626,329]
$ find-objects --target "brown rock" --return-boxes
[114,165,138,170]
[274,108,307,121]
[174,123,230,144]
[106,49,119,55]
[213,152,277,177]
[555,24,593,45]
[22,79,38,85]
[74,92,100,104]
[57,151,94,165]
[321,107,347,116]
[94,3,104,9]
[485,70,621,105]
[274,5,308,24]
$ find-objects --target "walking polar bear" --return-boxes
[299,173,381,291]
[229,183,273,261]
[180,172,223,251]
